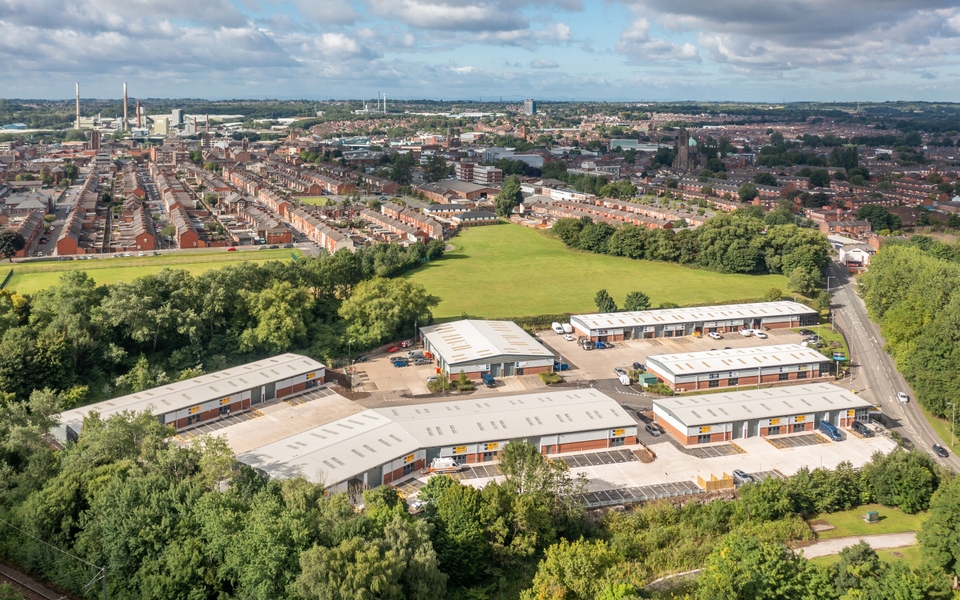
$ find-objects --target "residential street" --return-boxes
[828,260,960,471]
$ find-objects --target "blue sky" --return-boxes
[3,0,960,102]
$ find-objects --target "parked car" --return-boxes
[804,335,822,343]
[481,373,496,388]
[413,358,430,366]
[595,341,606,349]
[708,332,722,340]
[553,362,569,371]
[563,334,575,342]
[614,367,627,377]
[406,350,423,359]
[426,375,438,383]
[353,355,368,363]
[632,362,645,371]
[897,391,909,403]
[390,356,406,364]
[387,346,400,353]
[739,328,752,337]
[644,423,662,437]
[753,331,768,339]
[392,358,409,367]
[851,420,873,437]
[732,469,754,485]
[819,420,843,442]
[400,340,413,348]
[579,338,594,350]
[798,329,815,336]
[933,443,949,458]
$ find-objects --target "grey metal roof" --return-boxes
[59,353,325,434]
[653,383,873,426]
[420,320,554,365]
[237,388,634,486]
[647,344,830,377]
[572,301,817,331]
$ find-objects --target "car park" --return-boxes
[708,332,722,340]
[732,469,754,485]
[933,443,949,458]
[644,423,662,437]
[897,391,909,403]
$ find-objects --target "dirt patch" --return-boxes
[633,446,656,463]
[808,519,836,533]
[329,385,371,402]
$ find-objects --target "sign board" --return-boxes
[189,406,200,415]
[699,426,712,434]
[795,415,806,423]
[833,352,846,361]
[613,429,625,437]
[403,453,416,464]
[306,372,316,380]
[453,446,467,454]
[770,418,781,426]
[220,397,232,406]
[485,442,499,451]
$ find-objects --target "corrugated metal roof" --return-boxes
[654,383,873,426]
[649,344,829,376]
[237,388,634,486]
[420,320,554,365]
[59,353,326,433]
[572,301,817,331]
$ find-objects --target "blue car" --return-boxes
[553,362,569,371]
[595,341,606,349]
[392,358,409,367]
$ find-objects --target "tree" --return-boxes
[594,289,617,313]
[494,175,523,218]
[552,218,584,247]
[389,153,415,186]
[422,155,447,183]
[738,182,759,202]
[577,221,615,253]
[622,291,650,312]
[809,169,831,188]
[919,475,960,583]
[754,172,778,186]
[521,539,621,600]
[338,277,439,347]
[0,230,25,261]
[788,267,820,295]
[697,534,805,600]
[858,204,902,232]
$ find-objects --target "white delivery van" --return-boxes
[551,322,565,334]
[562,323,573,334]
[429,457,463,473]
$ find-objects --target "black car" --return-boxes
[798,329,815,336]
[851,421,873,437]
[353,355,368,363]
[632,362,645,371]
[933,443,949,458]
[644,423,662,437]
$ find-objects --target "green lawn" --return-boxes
[6,249,301,295]
[808,545,923,569]
[810,504,926,540]
[296,196,335,206]
[918,404,960,454]
[405,223,789,319]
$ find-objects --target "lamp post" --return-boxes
[347,338,354,391]
[949,402,956,447]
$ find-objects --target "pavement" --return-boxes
[828,260,960,471]
[797,532,918,559]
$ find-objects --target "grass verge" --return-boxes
[405,223,789,319]
[807,545,922,569]
[809,504,926,539]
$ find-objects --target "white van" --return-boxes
[429,457,463,473]
[551,322,565,335]
[562,323,573,334]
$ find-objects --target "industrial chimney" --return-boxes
[123,82,128,131]
[136,100,142,128]
[75,82,81,130]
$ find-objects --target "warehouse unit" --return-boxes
[570,301,818,342]
[53,353,326,442]
[653,383,873,445]
[237,388,637,492]
[645,344,833,392]
[419,319,555,378]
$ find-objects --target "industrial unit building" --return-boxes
[652,383,873,445]
[53,354,325,442]
[646,344,833,392]
[237,388,637,493]
[420,319,556,378]
[570,301,818,342]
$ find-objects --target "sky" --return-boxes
[3,0,960,102]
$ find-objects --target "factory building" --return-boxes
[53,354,325,442]
[420,319,556,378]
[645,344,833,392]
[652,383,874,445]
[237,388,637,493]
[570,301,818,342]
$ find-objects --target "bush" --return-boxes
[427,374,449,393]
[539,372,563,385]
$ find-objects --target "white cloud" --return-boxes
[530,59,559,68]
[616,18,700,62]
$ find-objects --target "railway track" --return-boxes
[0,564,69,600]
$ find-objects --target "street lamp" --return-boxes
[347,338,354,391]
[949,402,956,447]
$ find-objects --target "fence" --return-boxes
[0,269,11,290]
[696,473,735,491]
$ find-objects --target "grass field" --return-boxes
[405,224,790,319]
[808,545,923,569]
[5,249,302,295]
[810,504,926,540]
[296,196,336,206]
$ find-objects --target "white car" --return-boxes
[897,392,909,403]
[754,331,768,339]
[563,334,574,342]
[739,329,752,337]
[708,332,722,340]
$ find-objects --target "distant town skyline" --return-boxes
[3,0,960,102]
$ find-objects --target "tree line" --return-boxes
[0,242,443,405]
[1,392,953,600]
[551,213,832,290]
[858,236,960,419]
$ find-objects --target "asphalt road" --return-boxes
[828,260,960,471]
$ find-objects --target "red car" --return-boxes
[400,340,413,348]
[387,346,400,353]
[226,247,237,252]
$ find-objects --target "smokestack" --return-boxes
[383,93,387,114]
[123,82,128,131]
[205,114,209,133]
[75,82,80,130]
[136,100,142,128]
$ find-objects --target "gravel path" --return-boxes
[797,532,918,559]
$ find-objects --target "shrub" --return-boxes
[427,374,449,393]
[539,372,563,385]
